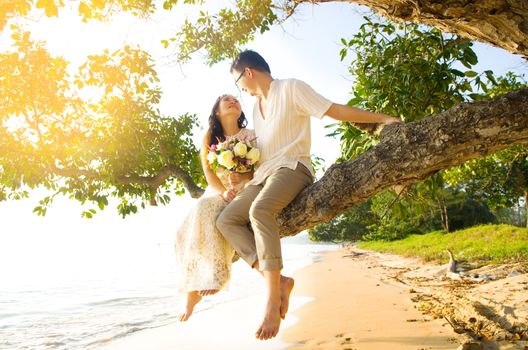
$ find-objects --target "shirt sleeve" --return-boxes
[290,79,333,119]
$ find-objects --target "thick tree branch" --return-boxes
[277,88,528,236]
[302,0,528,57]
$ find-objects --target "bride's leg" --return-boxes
[178,291,202,321]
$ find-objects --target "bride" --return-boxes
[174,94,255,321]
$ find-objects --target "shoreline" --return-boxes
[97,243,335,350]
[99,246,527,350]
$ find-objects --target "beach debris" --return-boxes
[445,249,464,281]
[508,269,522,278]
[446,271,463,280]
[345,245,528,348]
[446,249,457,273]
[456,341,483,350]
[342,252,365,258]
[468,274,493,282]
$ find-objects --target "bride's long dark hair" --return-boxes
[207,94,248,146]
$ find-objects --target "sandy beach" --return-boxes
[283,249,458,350]
[100,246,527,350]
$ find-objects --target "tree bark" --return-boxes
[525,190,528,227]
[277,88,528,237]
[309,0,528,57]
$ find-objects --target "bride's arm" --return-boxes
[201,135,232,199]
[200,135,226,194]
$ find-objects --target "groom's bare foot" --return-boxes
[178,291,202,322]
[198,289,219,296]
[279,276,295,319]
[255,300,281,340]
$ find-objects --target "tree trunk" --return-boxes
[311,0,528,57]
[276,88,528,237]
[525,190,528,228]
[443,201,450,233]
[438,200,446,231]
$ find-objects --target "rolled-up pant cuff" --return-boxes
[240,253,259,268]
[258,258,283,271]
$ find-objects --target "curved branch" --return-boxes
[50,164,205,199]
[277,88,528,236]
[118,165,205,198]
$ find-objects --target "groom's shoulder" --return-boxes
[282,78,312,88]
[276,78,308,92]
[278,78,304,84]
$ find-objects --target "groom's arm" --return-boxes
[325,103,401,125]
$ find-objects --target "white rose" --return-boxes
[207,151,217,164]
[217,150,236,169]
[233,142,247,157]
[246,148,260,164]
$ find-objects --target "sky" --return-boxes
[0,1,527,280]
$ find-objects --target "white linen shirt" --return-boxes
[248,78,333,186]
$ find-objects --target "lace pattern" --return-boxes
[174,128,256,293]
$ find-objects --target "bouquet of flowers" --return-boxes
[207,135,260,173]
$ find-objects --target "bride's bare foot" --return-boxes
[198,289,219,296]
[178,291,202,322]
[279,276,294,319]
[255,299,281,340]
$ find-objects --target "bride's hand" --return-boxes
[221,189,236,202]
[229,172,243,186]
[229,172,252,186]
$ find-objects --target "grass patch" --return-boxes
[357,224,528,265]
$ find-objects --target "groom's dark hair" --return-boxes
[230,50,271,74]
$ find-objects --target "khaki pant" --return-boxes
[216,163,313,271]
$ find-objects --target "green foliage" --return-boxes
[0,0,156,30]
[335,17,493,160]
[319,17,526,242]
[362,221,421,242]
[0,29,204,216]
[310,154,326,180]
[358,224,528,264]
[308,200,376,242]
[169,0,278,65]
[443,73,528,211]
[0,1,33,30]
[0,0,280,64]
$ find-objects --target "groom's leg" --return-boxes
[249,163,313,271]
[216,184,262,267]
[250,163,313,340]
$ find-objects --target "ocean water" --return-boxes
[0,197,338,350]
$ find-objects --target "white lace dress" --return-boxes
[174,128,256,293]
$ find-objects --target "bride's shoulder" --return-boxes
[239,128,256,147]
[241,128,256,138]
[244,128,255,136]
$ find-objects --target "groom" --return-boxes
[216,50,401,340]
